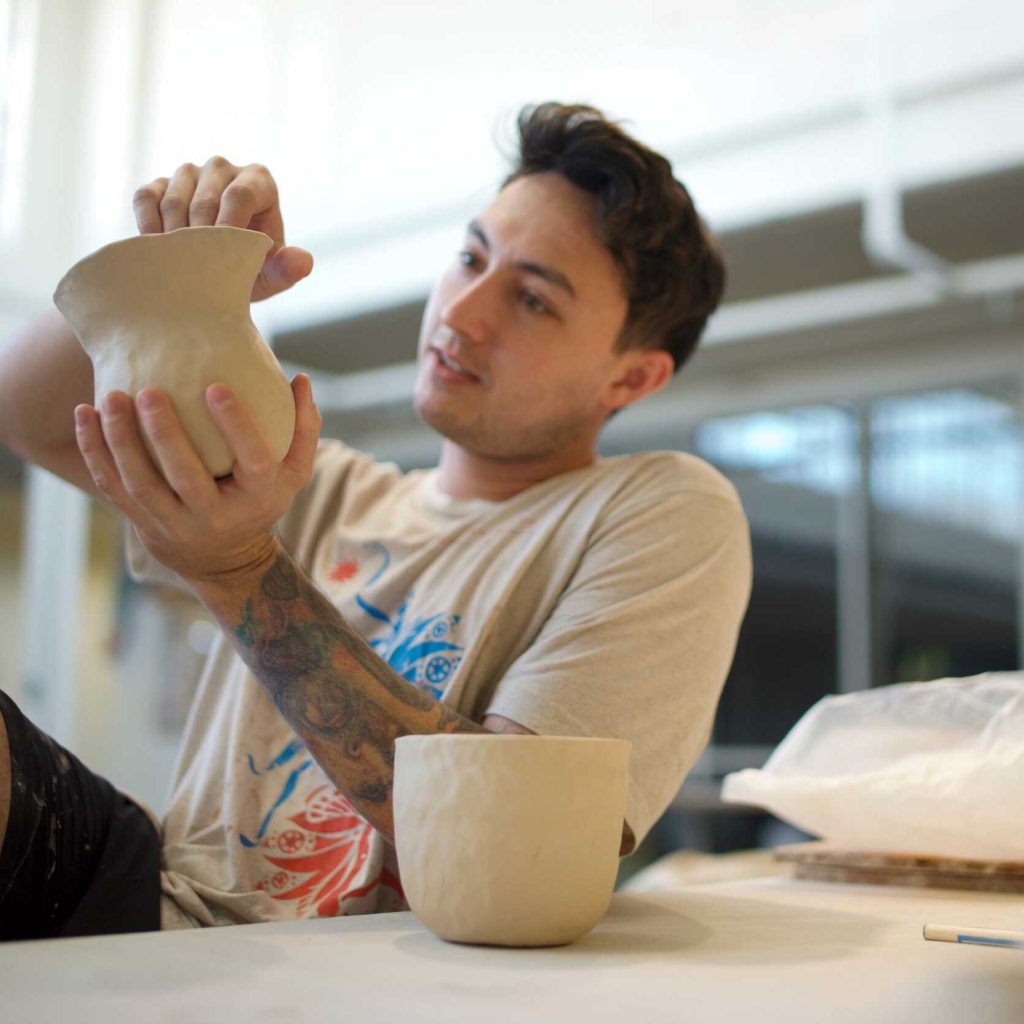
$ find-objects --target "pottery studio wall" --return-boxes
[1,0,1023,827]
[0,485,25,706]
[0,472,125,767]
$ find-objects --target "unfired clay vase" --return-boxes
[53,226,295,478]
[393,734,631,947]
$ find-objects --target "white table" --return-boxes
[1,877,1021,1023]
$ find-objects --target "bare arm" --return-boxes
[195,539,487,844]
[0,308,105,499]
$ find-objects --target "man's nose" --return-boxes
[440,273,498,344]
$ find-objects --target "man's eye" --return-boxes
[522,291,550,315]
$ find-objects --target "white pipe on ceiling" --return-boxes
[861,0,952,295]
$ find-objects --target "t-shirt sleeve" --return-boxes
[484,469,752,852]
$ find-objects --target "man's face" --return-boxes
[413,171,633,462]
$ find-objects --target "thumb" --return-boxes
[255,245,314,300]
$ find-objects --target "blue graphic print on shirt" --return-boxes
[240,541,463,849]
[356,540,464,699]
[240,741,313,848]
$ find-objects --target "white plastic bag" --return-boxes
[721,672,1024,860]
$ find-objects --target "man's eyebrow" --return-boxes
[467,221,577,300]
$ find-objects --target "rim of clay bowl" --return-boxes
[395,734,630,747]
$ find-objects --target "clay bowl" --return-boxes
[393,733,630,947]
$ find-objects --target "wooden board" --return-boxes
[773,842,1024,894]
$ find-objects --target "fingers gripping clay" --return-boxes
[394,734,631,947]
[53,226,296,478]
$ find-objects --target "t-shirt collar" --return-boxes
[417,469,504,518]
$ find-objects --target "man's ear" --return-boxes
[603,347,675,414]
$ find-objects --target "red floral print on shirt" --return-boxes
[256,784,402,916]
[328,559,360,583]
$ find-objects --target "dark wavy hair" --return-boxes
[504,103,725,373]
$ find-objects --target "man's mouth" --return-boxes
[431,347,482,383]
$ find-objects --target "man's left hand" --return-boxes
[73,373,321,583]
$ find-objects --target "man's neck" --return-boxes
[435,442,596,502]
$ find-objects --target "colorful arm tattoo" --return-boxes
[193,538,485,844]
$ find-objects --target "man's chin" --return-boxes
[413,398,503,456]
[413,395,466,444]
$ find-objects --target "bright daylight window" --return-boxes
[0,0,38,244]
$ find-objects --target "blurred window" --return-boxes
[872,385,1021,685]
[694,383,1022,756]
[696,405,853,754]
[872,388,1020,541]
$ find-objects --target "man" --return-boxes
[0,103,751,937]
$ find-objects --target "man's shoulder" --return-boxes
[596,449,743,509]
[577,452,751,582]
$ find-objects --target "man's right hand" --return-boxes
[131,156,313,302]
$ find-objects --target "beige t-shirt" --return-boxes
[128,440,751,929]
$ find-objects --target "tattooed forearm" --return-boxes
[259,555,302,600]
[199,543,485,843]
[438,701,481,734]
